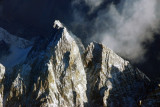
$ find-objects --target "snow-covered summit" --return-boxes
[53,20,64,29]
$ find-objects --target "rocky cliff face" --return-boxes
[83,42,151,107]
[0,20,155,107]
[0,64,5,107]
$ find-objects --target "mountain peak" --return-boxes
[0,20,154,107]
[53,20,64,29]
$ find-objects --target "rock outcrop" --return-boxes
[0,20,155,107]
[83,42,150,107]
[0,64,5,107]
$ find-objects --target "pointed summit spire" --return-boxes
[53,20,64,29]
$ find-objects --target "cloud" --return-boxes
[83,0,104,10]
[71,0,160,62]
[73,0,104,9]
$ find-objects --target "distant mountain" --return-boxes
[0,28,32,68]
[0,20,158,107]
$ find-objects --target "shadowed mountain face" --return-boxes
[0,20,155,107]
[0,40,10,57]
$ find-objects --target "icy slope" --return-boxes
[0,28,32,68]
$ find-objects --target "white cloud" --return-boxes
[72,0,160,62]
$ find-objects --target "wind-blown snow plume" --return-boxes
[72,0,160,62]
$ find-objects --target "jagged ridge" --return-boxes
[0,20,153,107]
